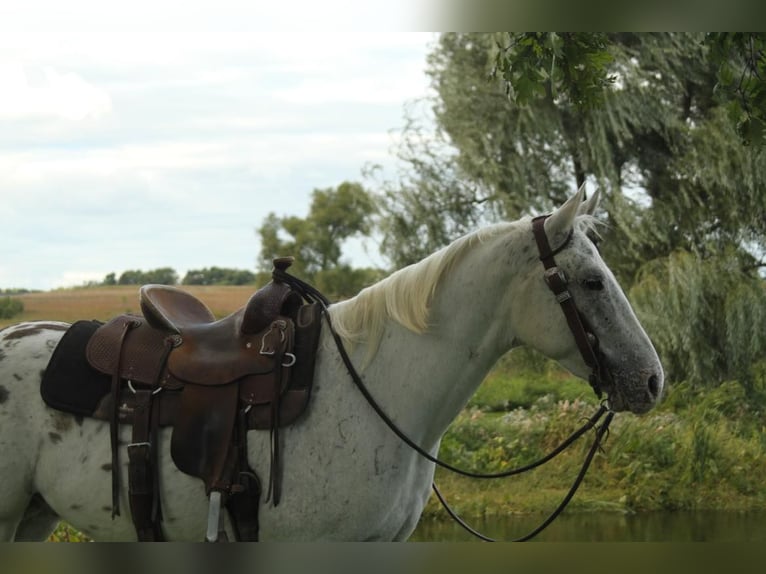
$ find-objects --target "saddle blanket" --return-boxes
[41,320,113,417]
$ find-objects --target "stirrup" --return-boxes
[205,491,226,542]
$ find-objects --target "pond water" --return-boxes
[409,510,766,542]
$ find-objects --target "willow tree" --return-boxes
[380,33,766,386]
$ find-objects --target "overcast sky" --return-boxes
[0,2,437,290]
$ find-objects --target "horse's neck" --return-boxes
[353,235,521,450]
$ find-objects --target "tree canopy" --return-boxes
[378,33,766,387]
[181,267,256,286]
[115,267,179,286]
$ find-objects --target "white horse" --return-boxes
[0,189,663,541]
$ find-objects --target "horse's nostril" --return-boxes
[647,374,660,399]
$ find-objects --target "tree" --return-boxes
[257,181,381,299]
[182,267,256,285]
[629,249,766,387]
[379,33,766,386]
[117,268,178,285]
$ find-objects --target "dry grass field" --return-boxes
[0,285,260,329]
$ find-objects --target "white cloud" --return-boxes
[0,3,436,291]
[277,64,429,105]
[0,59,112,121]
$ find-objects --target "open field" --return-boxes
[0,285,259,329]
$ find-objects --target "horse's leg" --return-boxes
[14,494,61,541]
[0,322,69,541]
[0,487,59,542]
[0,372,39,541]
[0,487,37,542]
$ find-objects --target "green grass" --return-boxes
[48,523,91,542]
[422,358,766,522]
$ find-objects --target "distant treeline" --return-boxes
[100,267,257,286]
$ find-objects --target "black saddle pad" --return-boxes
[41,320,111,416]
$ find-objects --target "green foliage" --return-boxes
[439,397,601,477]
[79,267,257,288]
[491,32,766,147]
[608,381,766,511]
[375,120,497,267]
[630,249,766,386]
[48,522,91,542]
[182,267,256,285]
[257,181,380,299]
[468,364,597,413]
[310,265,385,301]
[433,365,766,517]
[493,32,616,108]
[707,33,766,146]
[0,296,24,319]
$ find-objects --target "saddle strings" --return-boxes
[273,268,614,541]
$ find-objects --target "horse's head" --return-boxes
[510,187,663,414]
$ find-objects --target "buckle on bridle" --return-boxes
[555,291,572,303]
[543,266,568,285]
[544,267,572,302]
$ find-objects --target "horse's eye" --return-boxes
[583,278,604,291]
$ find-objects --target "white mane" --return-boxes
[327,222,514,358]
[328,215,601,362]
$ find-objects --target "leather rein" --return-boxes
[274,214,614,542]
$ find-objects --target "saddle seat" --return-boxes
[139,284,217,333]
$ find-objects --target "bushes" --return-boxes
[0,296,23,319]
[609,392,766,511]
[434,364,766,517]
[468,349,599,412]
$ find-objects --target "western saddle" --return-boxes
[84,257,322,541]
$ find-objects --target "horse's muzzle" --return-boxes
[605,367,664,414]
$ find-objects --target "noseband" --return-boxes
[531,215,609,400]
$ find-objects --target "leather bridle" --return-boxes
[273,216,615,542]
[531,215,611,401]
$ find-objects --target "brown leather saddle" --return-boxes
[84,258,322,541]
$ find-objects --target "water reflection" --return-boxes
[410,511,766,542]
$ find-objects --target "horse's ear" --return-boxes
[578,186,600,216]
[544,185,585,248]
